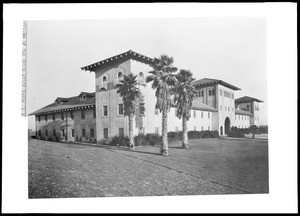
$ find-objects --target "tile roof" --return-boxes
[171,99,217,112]
[29,92,95,116]
[81,50,154,72]
[235,109,253,116]
[191,99,218,112]
[235,96,264,103]
[191,78,241,90]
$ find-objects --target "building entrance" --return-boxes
[225,117,231,135]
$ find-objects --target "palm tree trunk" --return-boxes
[128,114,134,149]
[161,109,169,156]
[182,117,189,148]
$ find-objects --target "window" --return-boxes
[103,106,108,117]
[45,115,48,122]
[37,115,40,122]
[81,109,85,119]
[193,110,196,118]
[139,103,145,115]
[224,91,231,98]
[239,115,240,120]
[103,76,107,83]
[38,130,41,136]
[139,127,145,134]
[198,91,201,97]
[220,90,223,95]
[247,104,250,111]
[201,111,203,118]
[155,127,159,134]
[208,90,212,96]
[194,126,197,131]
[53,129,56,137]
[231,93,234,99]
[212,89,215,95]
[154,108,159,115]
[118,72,123,81]
[61,129,65,137]
[201,126,204,131]
[46,130,48,136]
[71,129,74,137]
[70,111,74,120]
[52,114,55,121]
[90,128,94,138]
[61,112,64,120]
[82,129,86,137]
[139,72,145,83]
[175,127,179,132]
[119,128,124,137]
[208,126,210,131]
[201,90,204,97]
[93,107,96,118]
[208,112,210,118]
[104,128,108,139]
[118,104,124,115]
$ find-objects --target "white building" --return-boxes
[31,50,263,141]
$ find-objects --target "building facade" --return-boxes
[30,50,263,141]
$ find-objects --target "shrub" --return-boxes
[109,136,130,147]
[145,133,161,146]
[134,134,147,146]
[228,127,245,138]
[258,125,268,134]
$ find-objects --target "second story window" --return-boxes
[208,112,210,118]
[103,106,108,117]
[209,90,212,96]
[70,111,74,120]
[201,111,203,118]
[139,103,145,115]
[138,72,145,84]
[37,115,40,122]
[93,107,96,118]
[45,115,48,122]
[61,112,64,120]
[220,90,223,96]
[118,104,124,115]
[81,109,85,119]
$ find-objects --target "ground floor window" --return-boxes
[61,129,65,137]
[119,128,124,137]
[82,129,86,138]
[155,127,159,134]
[201,126,203,131]
[139,127,145,134]
[38,130,41,136]
[104,128,109,139]
[53,129,56,137]
[45,130,48,136]
[71,129,74,137]
[90,128,94,138]
[208,126,210,131]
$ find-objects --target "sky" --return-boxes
[27,17,267,130]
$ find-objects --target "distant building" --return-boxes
[29,50,263,141]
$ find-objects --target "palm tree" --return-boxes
[173,69,196,149]
[146,55,177,156]
[116,74,140,149]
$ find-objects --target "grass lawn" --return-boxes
[28,137,268,198]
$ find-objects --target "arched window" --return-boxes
[139,72,145,84]
[118,72,123,81]
[101,76,108,90]
[103,76,107,83]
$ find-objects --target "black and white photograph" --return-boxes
[2,3,297,214]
